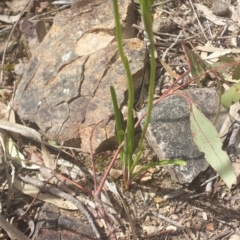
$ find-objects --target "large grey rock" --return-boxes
[13,0,147,153]
[139,88,228,184]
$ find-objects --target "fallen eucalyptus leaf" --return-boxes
[13,179,78,210]
[190,104,236,188]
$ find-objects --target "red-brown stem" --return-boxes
[55,172,92,195]
[94,194,117,240]
[89,121,117,240]
[96,143,123,195]
[89,120,103,192]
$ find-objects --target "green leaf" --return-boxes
[232,64,240,80]
[139,0,155,9]
[211,56,238,74]
[184,46,207,87]
[190,104,236,188]
[221,82,240,108]
[48,140,57,146]
[110,86,124,145]
[110,86,124,163]
[218,56,237,64]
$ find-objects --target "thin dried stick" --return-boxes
[212,230,234,240]
[162,30,182,61]
[188,0,208,41]
[89,120,103,192]
[152,0,174,8]
[200,174,219,187]
[18,175,101,240]
[151,211,185,229]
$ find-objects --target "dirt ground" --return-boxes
[0,0,240,239]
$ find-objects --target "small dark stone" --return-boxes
[212,0,229,17]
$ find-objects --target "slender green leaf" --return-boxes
[133,0,156,173]
[190,104,236,188]
[219,56,237,63]
[184,46,207,87]
[221,82,240,108]
[110,86,124,145]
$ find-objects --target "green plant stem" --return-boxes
[131,1,156,172]
[112,0,135,183]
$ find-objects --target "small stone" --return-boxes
[153,18,176,33]
[212,0,229,16]
[143,225,159,234]
[154,196,166,204]
[149,192,156,198]
[109,168,122,180]
[185,221,191,228]
[229,234,240,240]
[14,61,27,77]
[99,219,107,228]
[194,222,201,230]
[144,215,151,223]
[164,75,172,84]
[202,212,208,220]
[171,214,179,220]
[96,219,104,228]
[147,167,155,174]
[166,225,177,232]
[140,172,152,182]
[205,222,215,231]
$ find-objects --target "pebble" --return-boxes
[166,225,177,232]
[212,0,229,16]
[229,234,240,240]
[143,225,160,234]
[171,214,179,220]
[109,168,122,180]
[14,61,26,76]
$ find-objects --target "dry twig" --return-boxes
[188,0,208,41]
[150,211,185,229]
